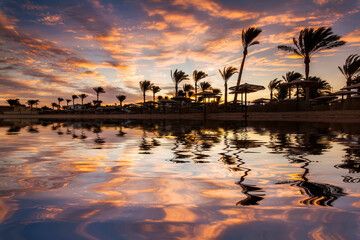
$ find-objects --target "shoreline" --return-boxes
[1,110,360,123]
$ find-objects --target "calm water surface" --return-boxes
[0,119,359,240]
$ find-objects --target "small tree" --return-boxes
[7,99,20,107]
[57,98,64,110]
[116,95,126,106]
[139,80,153,103]
[93,87,105,102]
[72,95,78,107]
[79,94,88,106]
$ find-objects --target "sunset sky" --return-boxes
[1,0,360,106]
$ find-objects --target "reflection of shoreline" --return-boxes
[1,110,360,122]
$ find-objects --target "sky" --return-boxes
[0,0,360,106]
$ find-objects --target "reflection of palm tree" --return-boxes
[338,54,360,86]
[193,70,207,101]
[172,69,189,97]
[219,66,238,108]
[236,168,265,206]
[233,27,262,103]
[139,80,152,103]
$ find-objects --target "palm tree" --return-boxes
[219,66,238,108]
[7,99,20,107]
[268,78,281,101]
[79,93,88,106]
[51,102,58,110]
[171,69,189,97]
[275,83,288,101]
[57,98,64,110]
[71,95,78,107]
[27,100,37,111]
[93,87,106,102]
[282,71,303,99]
[200,81,211,91]
[192,70,208,101]
[66,99,71,107]
[278,27,345,101]
[151,85,161,101]
[139,80,152,103]
[297,76,332,99]
[183,84,194,98]
[338,54,360,86]
[116,95,126,106]
[233,27,262,103]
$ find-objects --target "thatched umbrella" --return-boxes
[331,90,355,102]
[229,83,265,116]
[281,79,318,110]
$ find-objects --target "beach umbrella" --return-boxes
[281,79,318,110]
[331,90,355,102]
[229,83,265,115]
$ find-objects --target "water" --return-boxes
[0,119,359,240]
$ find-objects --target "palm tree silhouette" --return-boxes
[268,78,281,101]
[66,99,71,108]
[200,81,211,92]
[27,100,38,111]
[79,93,88,106]
[338,54,360,86]
[57,98,64,110]
[116,95,126,106]
[51,102,58,110]
[282,71,303,99]
[93,87,105,102]
[151,85,161,101]
[298,76,332,99]
[278,27,345,101]
[183,84,194,98]
[6,99,20,107]
[233,27,262,103]
[171,69,189,97]
[193,70,208,101]
[219,66,238,108]
[71,94,78,107]
[139,80,152,103]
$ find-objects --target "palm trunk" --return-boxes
[153,92,155,102]
[81,98,84,106]
[288,88,292,99]
[304,56,310,102]
[73,99,75,107]
[224,81,228,110]
[97,93,99,101]
[270,90,273,101]
[233,48,247,104]
[120,101,122,107]
[143,91,146,103]
[195,83,198,102]
[175,83,178,97]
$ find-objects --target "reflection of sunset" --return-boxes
[0,120,359,239]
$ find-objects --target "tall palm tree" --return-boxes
[116,95,126,106]
[282,71,303,99]
[268,78,281,101]
[275,83,288,101]
[192,70,208,101]
[93,87,106,102]
[72,95,78,107]
[278,27,345,101]
[233,27,262,103]
[298,76,332,99]
[79,93,88,106]
[27,100,37,111]
[151,85,161,101]
[338,54,360,86]
[171,69,189,96]
[183,84,194,98]
[219,66,238,108]
[57,98,64,110]
[66,99,71,107]
[139,80,152,103]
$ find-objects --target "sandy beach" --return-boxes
[1,110,360,123]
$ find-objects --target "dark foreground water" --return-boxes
[0,119,359,240]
